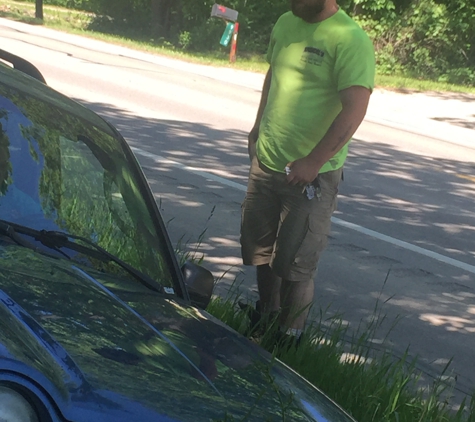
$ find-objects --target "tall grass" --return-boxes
[207,289,475,422]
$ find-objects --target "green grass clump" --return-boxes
[207,292,475,422]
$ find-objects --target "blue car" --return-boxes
[0,49,357,422]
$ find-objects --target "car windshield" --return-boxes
[0,78,175,290]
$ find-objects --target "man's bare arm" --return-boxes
[248,67,272,159]
[286,85,371,184]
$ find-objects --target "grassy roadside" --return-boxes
[175,244,475,421]
[206,289,475,422]
[2,0,475,94]
[170,213,475,422]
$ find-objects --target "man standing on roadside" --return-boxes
[240,0,375,343]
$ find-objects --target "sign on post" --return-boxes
[220,22,235,47]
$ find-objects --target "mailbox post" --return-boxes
[211,4,239,63]
[229,22,239,63]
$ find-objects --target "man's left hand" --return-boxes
[286,157,319,186]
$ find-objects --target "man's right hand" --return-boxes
[248,126,259,160]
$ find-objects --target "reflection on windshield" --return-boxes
[0,86,173,288]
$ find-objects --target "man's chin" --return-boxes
[291,1,304,17]
[291,2,325,21]
[291,9,306,19]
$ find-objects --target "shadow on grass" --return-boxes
[0,10,42,25]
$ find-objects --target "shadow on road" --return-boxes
[75,97,475,399]
[432,116,475,130]
[80,99,250,181]
[390,88,475,103]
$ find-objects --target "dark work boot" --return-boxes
[238,300,279,337]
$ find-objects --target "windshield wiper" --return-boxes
[0,220,65,259]
[0,219,164,294]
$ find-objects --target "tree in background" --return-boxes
[151,0,173,38]
[22,0,475,85]
[35,0,43,19]
[345,0,475,84]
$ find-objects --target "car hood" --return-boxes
[0,245,355,422]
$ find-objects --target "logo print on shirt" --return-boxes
[301,47,325,66]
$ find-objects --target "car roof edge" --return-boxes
[0,49,47,84]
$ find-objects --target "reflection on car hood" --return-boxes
[0,245,355,422]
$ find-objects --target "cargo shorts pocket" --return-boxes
[292,215,328,271]
[271,214,329,282]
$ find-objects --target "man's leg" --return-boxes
[257,263,281,314]
[279,278,314,333]
[271,168,343,337]
[241,158,281,324]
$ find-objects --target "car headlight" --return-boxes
[0,386,39,422]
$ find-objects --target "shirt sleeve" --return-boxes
[334,27,376,92]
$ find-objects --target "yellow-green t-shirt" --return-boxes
[256,9,375,173]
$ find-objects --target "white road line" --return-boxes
[132,147,475,275]
[133,147,247,191]
[332,218,475,274]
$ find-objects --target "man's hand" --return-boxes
[286,156,319,186]
[287,85,371,183]
[248,126,259,160]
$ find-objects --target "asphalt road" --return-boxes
[1,18,475,403]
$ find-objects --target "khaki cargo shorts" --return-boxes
[240,157,342,282]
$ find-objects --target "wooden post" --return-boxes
[229,22,239,63]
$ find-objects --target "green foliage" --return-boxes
[348,0,475,85]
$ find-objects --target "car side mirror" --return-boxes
[181,261,214,309]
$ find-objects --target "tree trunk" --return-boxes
[151,0,173,38]
[35,0,44,20]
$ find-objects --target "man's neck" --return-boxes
[306,4,339,23]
